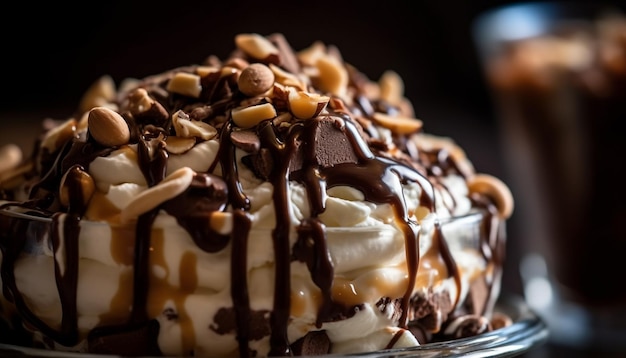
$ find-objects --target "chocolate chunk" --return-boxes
[131,100,169,128]
[410,290,452,332]
[163,172,229,216]
[407,323,431,344]
[230,130,260,153]
[210,307,271,341]
[449,315,492,339]
[289,116,359,174]
[466,277,489,316]
[87,320,161,356]
[242,147,274,180]
[267,33,301,75]
[290,331,331,356]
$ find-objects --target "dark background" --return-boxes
[0,0,518,120]
[2,1,626,357]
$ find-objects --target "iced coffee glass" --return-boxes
[474,1,626,352]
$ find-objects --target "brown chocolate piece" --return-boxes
[230,130,260,153]
[408,323,431,344]
[87,320,161,356]
[126,91,169,127]
[466,276,489,316]
[410,291,452,332]
[210,307,271,341]
[290,116,359,173]
[243,116,360,181]
[242,148,273,180]
[449,315,492,339]
[290,331,331,356]
[267,33,301,75]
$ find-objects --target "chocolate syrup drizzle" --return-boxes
[0,38,506,357]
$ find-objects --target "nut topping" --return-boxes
[372,112,423,134]
[238,63,275,96]
[269,64,307,91]
[165,136,197,155]
[120,167,195,223]
[88,107,130,147]
[288,88,329,119]
[127,88,169,124]
[166,72,202,98]
[468,173,514,219]
[379,70,404,105]
[314,55,348,97]
[0,144,22,174]
[78,75,116,114]
[297,41,326,66]
[231,103,277,128]
[235,33,280,62]
[41,118,78,153]
[172,110,218,140]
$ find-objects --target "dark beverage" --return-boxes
[474,1,626,350]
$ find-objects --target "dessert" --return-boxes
[0,33,514,357]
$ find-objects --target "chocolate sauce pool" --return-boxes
[0,49,505,356]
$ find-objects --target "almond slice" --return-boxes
[235,33,279,61]
[231,103,277,128]
[297,41,326,66]
[372,112,423,134]
[315,55,348,97]
[79,75,116,114]
[269,64,307,91]
[120,167,194,223]
[172,110,218,140]
[379,70,404,105]
[165,136,197,154]
[41,118,78,153]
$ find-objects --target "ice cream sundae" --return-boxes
[0,33,514,357]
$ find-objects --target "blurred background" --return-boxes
[1,0,625,357]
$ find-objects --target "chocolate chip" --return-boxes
[163,307,178,321]
[290,331,331,356]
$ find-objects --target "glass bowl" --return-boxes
[0,205,548,357]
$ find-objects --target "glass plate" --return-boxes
[0,294,547,358]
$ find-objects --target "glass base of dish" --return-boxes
[0,294,547,358]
